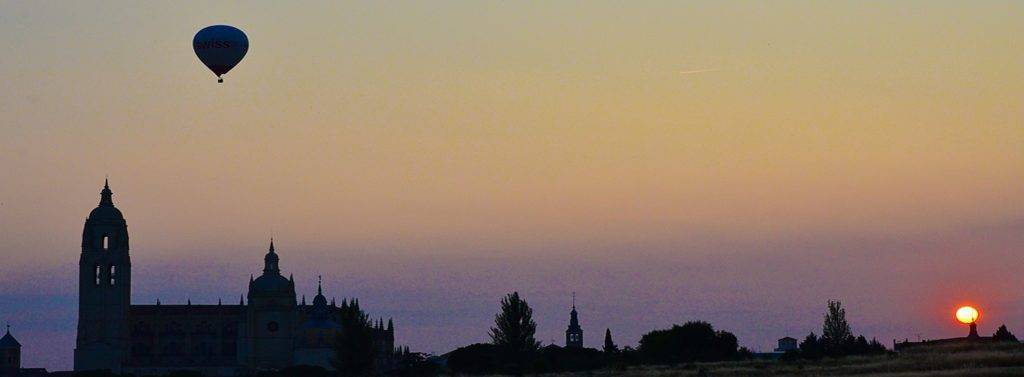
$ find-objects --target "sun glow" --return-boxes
[955,306,979,324]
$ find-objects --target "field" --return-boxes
[530,342,1024,377]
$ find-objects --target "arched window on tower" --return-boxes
[95,265,101,286]
[110,265,117,286]
[102,235,110,251]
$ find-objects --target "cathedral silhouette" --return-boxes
[74,181,397,375]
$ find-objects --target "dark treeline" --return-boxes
[445,292,748,375]
[783,300,886,360]
[330,299,439,377]
[783,302,1019,361]
[993,325,1018,342]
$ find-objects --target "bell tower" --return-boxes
[74,179,131,372]
[565,292,583,348]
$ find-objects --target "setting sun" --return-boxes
[956,306,980,324]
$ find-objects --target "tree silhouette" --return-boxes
[793,302,887,359]
[392,350,442,377]
[638,321,739,364]
[490,292,540,353]
[535,344,606,372]
[332,299,377,376]
[993,324,1018,342]
[603,328,618,354]
[797,332,823,359]
[821,300,852,355]
[489,291,540,372]
[447,343,502,375]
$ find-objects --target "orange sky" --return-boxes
[0,1,1022,370]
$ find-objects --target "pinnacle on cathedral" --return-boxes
[303,274,340,331]
[264,238,280,274]
[99,178,113,206]
[312,276,328,307]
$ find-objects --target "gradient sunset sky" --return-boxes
[1,1,1023,370]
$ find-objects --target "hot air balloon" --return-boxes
[193,25,249,83]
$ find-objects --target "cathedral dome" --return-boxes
[248,239,295,296]
[251,273,291,293]
[312,293,328,307]
[87,179,124,222]
[88,205,124,221]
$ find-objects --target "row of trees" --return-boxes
[785,300,1020,361]
[445,292,748,375]
[452,294,1022,373]
[784,300,887,359]
[331,299,439,377]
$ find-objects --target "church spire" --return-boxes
[311,275,329,308]
[566,292,583,348]
[263,238,280,274]
[99,178,114,206]
[569,292,579,326]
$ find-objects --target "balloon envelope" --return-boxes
[193,25,249,80]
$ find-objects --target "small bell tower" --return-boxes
[565,292,583,348]
[0,324,21,375]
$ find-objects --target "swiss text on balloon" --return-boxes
[194,41,235,50]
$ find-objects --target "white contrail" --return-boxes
[678,68,722,75]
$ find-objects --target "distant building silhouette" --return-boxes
[72,181,397,375]
[774,336,797,352]
[565,293,583,348]
[0,326,48,377]
[0,326,20,376]
[894,322,992,351]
